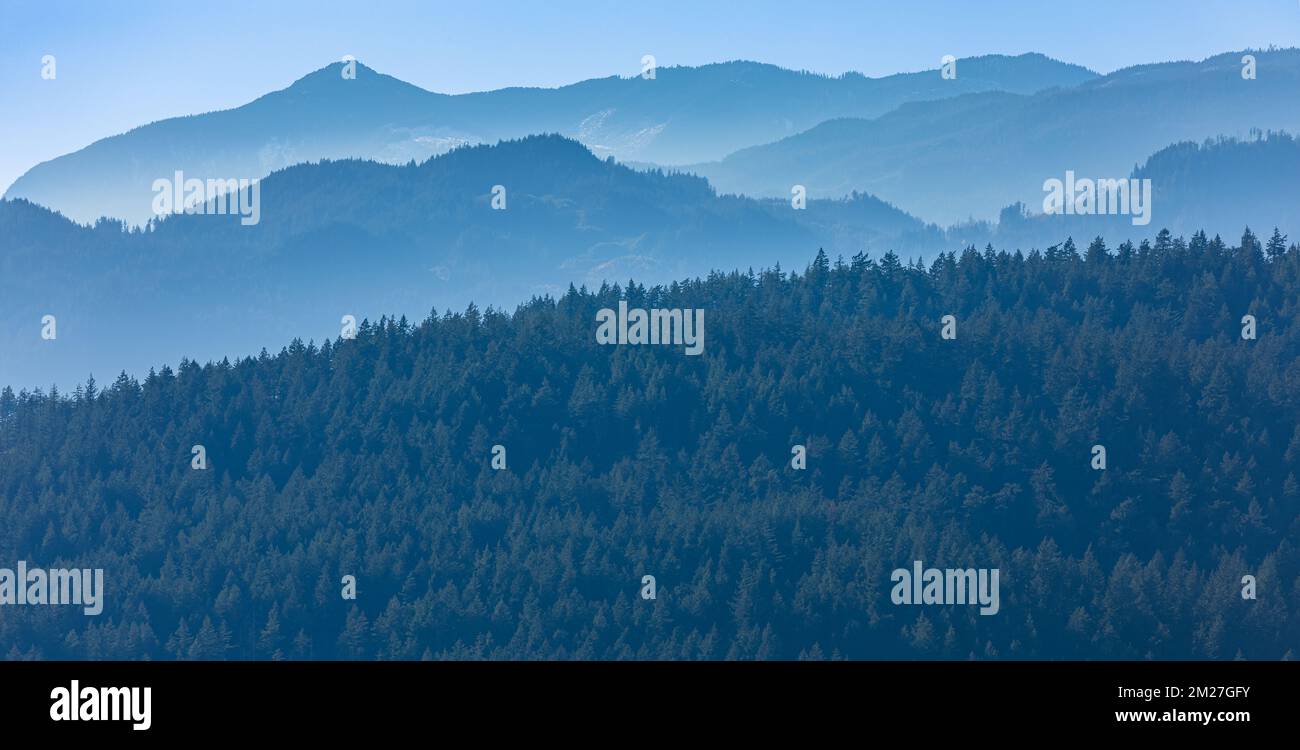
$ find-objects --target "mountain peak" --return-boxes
[274,59,436,98]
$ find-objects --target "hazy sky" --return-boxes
[2,0,1299,192]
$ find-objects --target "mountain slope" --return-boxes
[976,132,1300,249]
[1133,133,1300,237]
[10,129,1299,392]
[0,135,942,389]
[689,49,1300,224]
[3,55,1095,225]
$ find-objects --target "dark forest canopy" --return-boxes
[2,229,1299,660]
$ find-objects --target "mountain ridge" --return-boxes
[7,131,1300,391]
[686,48,1300,224]
[4,53,1097,225]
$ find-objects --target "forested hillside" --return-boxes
[2,233,1299,660]
[0,135,943,390]
[8,132,1300,391]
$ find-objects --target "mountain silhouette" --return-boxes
[8,38,1300,390]
[688,49,1300,224]
[3,55,1094,225]
[0,135,940,389]
[8,129,1300,390]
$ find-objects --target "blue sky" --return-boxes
[2,0,1299,192]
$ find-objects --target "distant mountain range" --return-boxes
[6,131,1300,391]
[688,49,1300,224]
[3,54,1095,225]
[0,135,940,389]
[5,49,1300,390]
[9,50,1299,231]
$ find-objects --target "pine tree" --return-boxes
[1265,228,1288,260]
